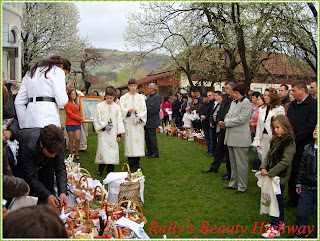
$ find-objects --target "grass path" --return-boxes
[68,131,317,239]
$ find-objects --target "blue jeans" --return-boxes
[271,184,285,228]
[203,127,213,153]
[295,185,317,231]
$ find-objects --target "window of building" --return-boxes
[9,30,16,44]
[9,51,16,80]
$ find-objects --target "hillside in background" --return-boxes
[85,49,170,89]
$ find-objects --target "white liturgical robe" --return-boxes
[94,101,125,165]
[120,93,147,157]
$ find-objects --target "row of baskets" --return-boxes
[63,156,147,239]
[163,125,207,146]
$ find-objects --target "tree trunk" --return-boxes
[80,60,91,92]
[231,3,251,92]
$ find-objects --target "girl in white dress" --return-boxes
[93,86,125,176]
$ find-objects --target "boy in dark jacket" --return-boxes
[291,125,318,238]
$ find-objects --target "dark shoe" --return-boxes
[222,172,230,177]
[75,155,80,161]
[223,186,236,190]
[288,232,304,239]
[201,168,217,173]
[97,171,102,176]
[236,191,245,194]
[284,200,298,208]
[221,175,230,180]
[148,154,159,159]
[130,166,138,173]
[207,153,214,157]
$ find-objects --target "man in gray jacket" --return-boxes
[145,83,161,159]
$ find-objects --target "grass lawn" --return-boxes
[66,125,318,239]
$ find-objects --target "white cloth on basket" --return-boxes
[106,176,145,204]
[255,172,281,217]
[103,172,128,184]
[115,217,150,239]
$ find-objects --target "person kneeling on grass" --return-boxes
[290,125,317,238]
[94,86,125,176]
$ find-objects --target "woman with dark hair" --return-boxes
[65,89,82,161]
[93,90,100,96]
[15,56,70,129]
[190,97,202,130]
[250,91,261,133]
[252,88,285,162]
[162,96,172,126]
[3,204,68,238]
[222,83,252,193]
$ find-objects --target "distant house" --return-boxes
[2,2,23,83]
[178,50,317,93]
[117,70,180,97]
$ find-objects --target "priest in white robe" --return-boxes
[120,79,147,172]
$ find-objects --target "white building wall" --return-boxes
[2,2,23,82]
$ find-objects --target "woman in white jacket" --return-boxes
[252,88,285,162]
[15,56,70,129]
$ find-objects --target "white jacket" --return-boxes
[252,105,285,147]
[15,66,68,128]
[256,172,281,217]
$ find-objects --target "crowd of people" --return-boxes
[2,54,318,239]
[156,81,317,238]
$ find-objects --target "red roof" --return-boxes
[117,71,174,89]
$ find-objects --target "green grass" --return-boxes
[66,128,318,239]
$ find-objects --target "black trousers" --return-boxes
[173,116,182,127]
[212,126,217,155]
[162,116,169,126]
[145,128,159,156]
[128,157,140,172]
[209,131,231,174]
[288,143,305,205]
[192,121,202,131]
[98,164,115,174]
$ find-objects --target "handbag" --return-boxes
[8,196,38,211]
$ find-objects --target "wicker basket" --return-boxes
[102,219,119,238]
[118,163,142,206]
[111,200,147,224]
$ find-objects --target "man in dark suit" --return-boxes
[202,81,234,180]
[172,93,182,127]
[16,124,68,209]
[286,81,317,207]
[145,83,162,159]
[200,91,214,156]
[210,91,222,155]
[279,84,290,106]
[195,89,203,104]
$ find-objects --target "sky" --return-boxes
[75,2,141,51]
